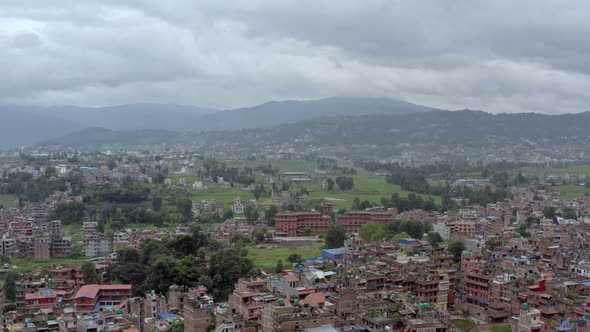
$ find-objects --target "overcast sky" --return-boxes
[1,1,589,113]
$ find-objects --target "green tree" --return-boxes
[447,240,466,263]
[326,177,334,191]
[426,232,443,248]
[265,205,278,226]
[543,206,557,220]
[324,224,346,249]
[275,259,284,273]
[359,222,386,243]
[152,196,163,211]
[81,261,100,284]
[562,207,576,219]
[4,270,17,302]
[288,254,302,263]
[170,320,184,332]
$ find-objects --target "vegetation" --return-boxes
[447,241,466,263]
[105,229,259,300]
[81,261,100,285]
[324,224,346,249]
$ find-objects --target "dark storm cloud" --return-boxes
[0,0,588,113]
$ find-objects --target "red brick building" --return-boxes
[74,284,132,312]
[337,209,397,233]
[275,212,331,236]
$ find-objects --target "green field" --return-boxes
[10,257,88,275]
[0,194,17,208]
[451,319,476,332]
[247,244,323,269]
[162,159,439,210]
[519,165,590,176]
[491,325,511,332]
[553,184,590,200]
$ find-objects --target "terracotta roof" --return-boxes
[284,274,299,283]
[74,284,132,299]
[301,292,326,307]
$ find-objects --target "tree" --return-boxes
[426,232,443,248]
[447,240,466,263]
[265,205,278,226]
[4,271,16,302]
[543,206,557,220]
[326,177,334,191]
[324,224,346,249]
[288,254,303,263]
[275,259,284,273]
[335,176,354,191]
[359,222,386,243]
[152,196,163,211]
[170,320,184,332]
[244,205,259,223]
[81,261,100,284]
[562,207,576,219]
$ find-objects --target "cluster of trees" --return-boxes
[202,158,255,185]
[0,171,81,202]
[358,220,434,244]
[386,172,430,194]
[380,193,438,212]
[324,224,346,248]
[105,229,259,300]
[48,202,85,225]
[335,176,354,191]
[89,184,150,204]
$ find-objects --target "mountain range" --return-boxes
[0,97,429,149]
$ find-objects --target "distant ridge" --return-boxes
[39,110,590,161]
[196,96,436,130]
[0,96,431,148]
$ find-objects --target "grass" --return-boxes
[491,325,512,332]
[9,257,88,275]
[553,184,590,200]
[0,194,17,208]
[519,165,590,176]
[451,319,476,332]
[247,244,324,269]
[160,159,442,211]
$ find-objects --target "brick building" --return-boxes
[74,284,132,312]
[337,208,397,233]
[275,212,331,236]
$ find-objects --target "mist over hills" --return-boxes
[0,97,430,149]
[40,110,590,161]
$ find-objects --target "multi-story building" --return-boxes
[34,236,51,261]
[74,284,132,312]
[83,222,109,257]
[51,237,73,258]
[0,236,16,257]
[337,208,397,233]
[275,212,331,236]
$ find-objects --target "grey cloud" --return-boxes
[0,0,588,113]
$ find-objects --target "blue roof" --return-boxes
[157,312,175,320]
[582,281,590,287]
[487,216,499,220]
[323,248,350,255]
